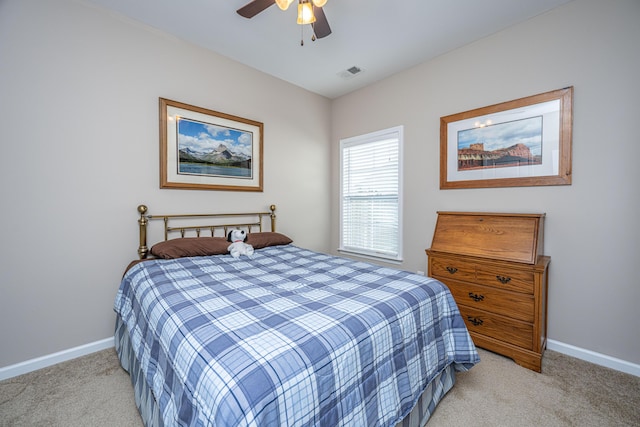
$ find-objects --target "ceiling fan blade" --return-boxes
[237,0,275,19]
[312,6,332,39]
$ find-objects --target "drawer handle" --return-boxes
[467,316,483,326]
[446,266,458,274]
[496,275,512,284]
[468,292,484,302]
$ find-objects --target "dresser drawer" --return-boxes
[445,280,534,322]
[460,306,534,350]
[430,257,476,282]
[475,265,534,294]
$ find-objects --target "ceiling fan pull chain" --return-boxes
[300,24,316,46]
[300,22,315,46]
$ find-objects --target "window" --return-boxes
[340,126,403,262]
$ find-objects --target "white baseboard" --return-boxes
[547,339,640,377]
[1,337,638,381]
[0,337,114,381]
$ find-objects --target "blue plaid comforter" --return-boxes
[114,245,479,427]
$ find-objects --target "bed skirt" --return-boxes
[115,316,456,427]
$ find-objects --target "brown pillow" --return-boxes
[246,232,293,249]
[150,237,229,259]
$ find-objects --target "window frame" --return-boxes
[339,126,404,263]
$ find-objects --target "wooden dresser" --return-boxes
[426,212,550,372]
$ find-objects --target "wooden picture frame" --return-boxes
[440,87,573,189]
[160,98,263,191]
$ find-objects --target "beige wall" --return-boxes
[0,0,331,367]
[331,0,640,365]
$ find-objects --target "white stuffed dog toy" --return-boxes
[227,229,254,258]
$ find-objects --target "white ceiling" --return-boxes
[84,0,573,99]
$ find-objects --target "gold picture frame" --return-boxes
[440,87,573,189]
[160,98,263,191]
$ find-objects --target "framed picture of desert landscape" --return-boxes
[440,87,573,189]
[160,98,263,191]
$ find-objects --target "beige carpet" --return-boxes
[1,348,638,426]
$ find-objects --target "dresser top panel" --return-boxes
[429,211,545,264]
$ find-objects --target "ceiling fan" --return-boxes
[237,0,332,43]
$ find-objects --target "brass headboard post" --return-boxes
[270,204,276,232]
[137,205,149,259]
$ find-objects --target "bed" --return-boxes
[114,205,479,427]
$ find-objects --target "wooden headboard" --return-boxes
[137,204,276,259]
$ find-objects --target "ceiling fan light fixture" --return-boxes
[275,0,294,11]
[236,0,331,45]
[297,1,316,25]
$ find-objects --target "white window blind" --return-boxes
[340,126,403,261]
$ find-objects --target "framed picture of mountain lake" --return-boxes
[440,87,573,189]
[160,98,263,191]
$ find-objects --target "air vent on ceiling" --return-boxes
[337,66,364,80]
